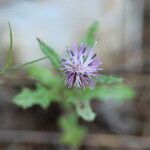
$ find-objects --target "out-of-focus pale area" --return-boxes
[0,0,144,71]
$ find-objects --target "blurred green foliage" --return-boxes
[98,75,123,84]
[96,84,135,102]
[0,23,13,76]
[59,114,86,148]
[12,22,136,148]
[83,21,99,46]
[28,66,62,87]
[75,101,96,121]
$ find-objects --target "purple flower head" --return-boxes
[60,43,102,89]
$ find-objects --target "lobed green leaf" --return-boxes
[13,84,58,109]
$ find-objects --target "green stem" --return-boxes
[10,56,48,70]
[0,23,13,76]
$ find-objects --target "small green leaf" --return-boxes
[13,84,57,109]
[0,23,13,76]
[83,21,99,46]
[37,38,60,69]
[74,101,96,121]
[59,114,86,148]
[95,84,136,102]
[98,75,123,84]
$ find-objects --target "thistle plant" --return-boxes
[61,43,102,89]
[0,22,136,148]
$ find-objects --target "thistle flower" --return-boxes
[60,43,102,89]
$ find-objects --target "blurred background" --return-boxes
[0,0,149,150]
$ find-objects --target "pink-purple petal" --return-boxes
[60,43,102,89]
